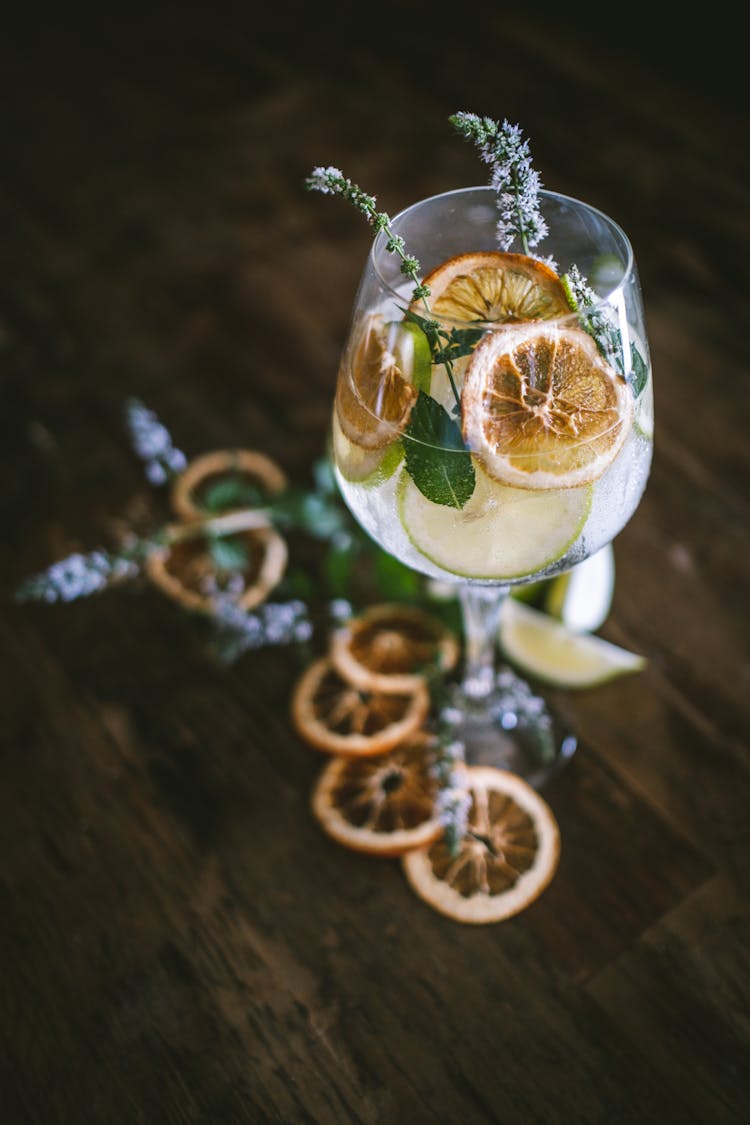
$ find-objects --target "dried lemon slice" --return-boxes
[402,766,560,924]
[330,603,459,693]
[146,525,287,614]
[171,449,287,521]
[462,323,633,490]
[311,732,443,856]
[291,657,429,757]
[335,312,422,452]
[418,251,570,324]
[335,315,420,451]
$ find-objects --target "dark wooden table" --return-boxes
[2,5,748,1122]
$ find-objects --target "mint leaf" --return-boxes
[433,327,484,366]
[271,488,350,539]
[402,311,481,367]
[209,535,250,573]
[404,392,475,508]
[630,343,648,396]
[201,475,265,513]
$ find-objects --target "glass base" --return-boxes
[441,663,577,789]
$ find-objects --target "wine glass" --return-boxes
[330,185,653,787]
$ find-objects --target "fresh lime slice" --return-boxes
[397,463,591,581]
[500,598,646,688]
[331,412,403,485]
[387,320,432,393]
[545,544,615,632]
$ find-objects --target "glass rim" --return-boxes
[369,185,636,327]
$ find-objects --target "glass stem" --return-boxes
[457,584,509,701]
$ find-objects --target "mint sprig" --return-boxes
[208,535,251,574]
[449,113,549,257]
[306,165,474,508]
[200,475,266,513]
[404,309,483,380]
[562,266,648,394]
[404,393,475,509]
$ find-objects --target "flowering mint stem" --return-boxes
[449,113,549,256]
[124,397,187,485]
[14,545,146,604]
[305,166,461,410]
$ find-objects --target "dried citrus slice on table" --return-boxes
[402,766,560,924]
[417,251,571,324]
[291,657,429,757]
[330,603,459,693]
[311,732,443,856]
[462,323,633,490]
[171,449,287,520]
[335,314,425,451]
[397,461,590,580]
[146,524,287,613]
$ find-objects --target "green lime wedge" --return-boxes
[331,412,403,486]
[387,320,432,393]
[397,463,591,581]
[500,598,646,688]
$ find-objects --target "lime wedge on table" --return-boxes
[500,599,646,688]
[397,463,591,580]
[545,544,615,632]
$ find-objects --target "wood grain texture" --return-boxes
[1,4,748,1122]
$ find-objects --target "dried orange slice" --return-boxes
[417,251,570,324]
[171,449,287,521]
[335,315,419,451]
[311,731,443,856]
[291,657,429,757]
[146,524,287,613]
[330,603,459,693]
[402,766,560,924]
[462,323,633,490]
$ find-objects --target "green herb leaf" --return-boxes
[562,267,650,393]
[201,475,265,513]
[209,535,250,573]
[630,343,648,397]
[404,392,475,509]
[403,308,443,357]
[312,456,338,497]
[403,309,482,368]
[271,488,350,539]
[433,327,484,366]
